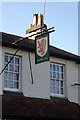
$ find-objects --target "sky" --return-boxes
[1,1,78,55]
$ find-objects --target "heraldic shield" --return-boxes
[35,33,50,64]
[37,36,48,57]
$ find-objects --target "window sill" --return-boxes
[50,96,68,100]
[50,93,64,97]
[3,90,23,95]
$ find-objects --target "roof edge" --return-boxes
[1,32,80,63]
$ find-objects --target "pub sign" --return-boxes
[35,33,50,64]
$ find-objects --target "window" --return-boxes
[50,63,64,97]
[4,54,21,91]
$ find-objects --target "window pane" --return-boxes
[5,55,8,62]
[60,66,63,72]
[61,81,63,87]
[14,74,19,81]
[53,64,56,71]
[53,87,56,93]
[53,80,55,86]
[61,88,63,94]
[56,65,59,72]
[61,66,63,72]
[4,72,8,80]
[4,80,7,87]
[57,73,59,79]
[50,64,52,71]
[50,85,56,94]
[53,72,56,78]
[50,80,55,86]
[14,82,19,89]
[62,73,63,79]
[9,73,13,80]
[56,80,59,87]
[59,73,63,80]
[9,64,14,72]
[50,71,52,79]
[50,86,52,93]
[9,56,14,64]
[15,58,19,65]
[56,87,59,94]
[9,81,13,88]
[60,73,63,80]
[50,80,52,85]
[4,63,8,70]
[15,65,19,72]
[7,80,13,88]
[59,73,61,79]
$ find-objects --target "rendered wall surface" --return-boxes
[66,60,78,104]
[22,52,50,99]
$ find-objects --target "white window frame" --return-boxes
[50,62,64,97]
[4,54,21,91]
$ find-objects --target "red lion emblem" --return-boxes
[38,39,46,55]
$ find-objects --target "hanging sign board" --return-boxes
[35,33,50,64]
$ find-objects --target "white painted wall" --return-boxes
[66,60,78,104]
[22,52,50,99]
[2,46,79,104]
